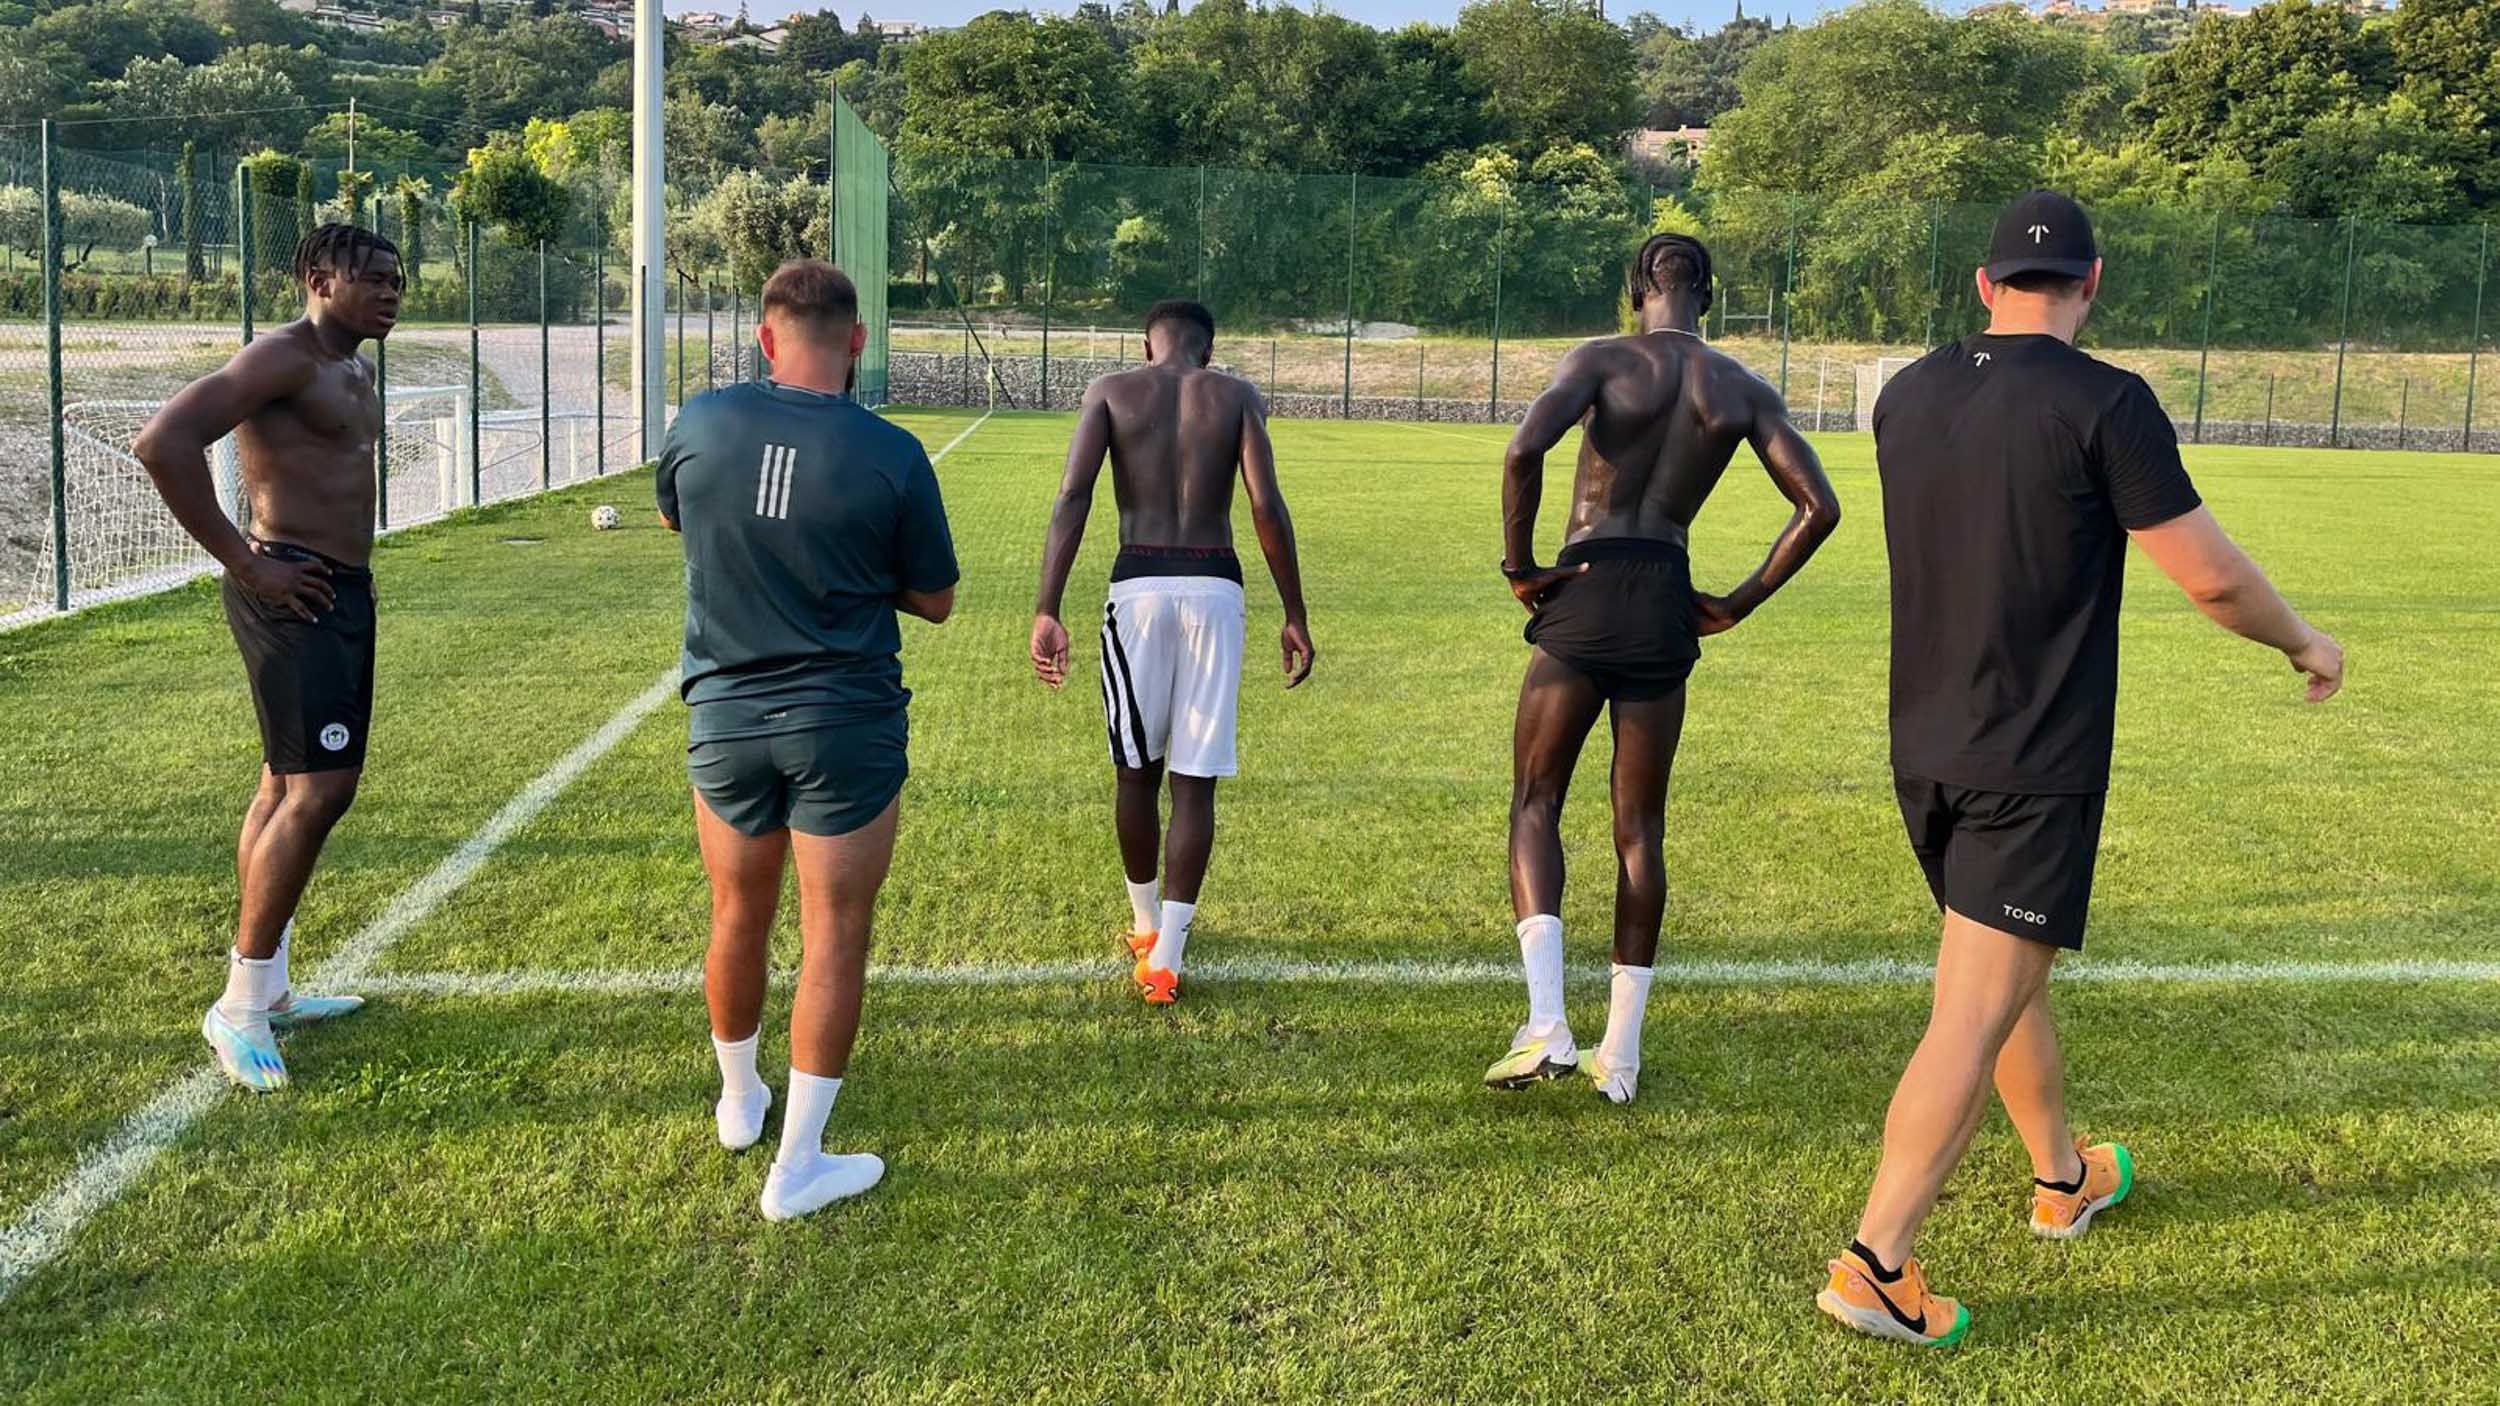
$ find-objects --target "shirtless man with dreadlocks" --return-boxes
[1482,233,1841,1105]
[137,223,403,1090]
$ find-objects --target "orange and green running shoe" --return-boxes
[1121,928,1156,962]
[2030,1140,2135,1240]
[1816,1244,1971,1348]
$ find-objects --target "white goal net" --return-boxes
[1854,357,1919,432]
[12,384,468,625]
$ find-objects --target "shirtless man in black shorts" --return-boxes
[136,224,401,1091]
[1486,234,1840,1104]
[1029,300,1315,1005]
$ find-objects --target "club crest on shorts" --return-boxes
[319,722,352,752]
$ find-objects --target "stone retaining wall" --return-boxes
[888,352,2496,451]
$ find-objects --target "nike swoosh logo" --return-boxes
[1864,1276,1926,1335]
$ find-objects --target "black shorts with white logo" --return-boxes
[222,541,375,775]
[1893,774,2105,950]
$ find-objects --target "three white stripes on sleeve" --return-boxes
[754,444,798,519]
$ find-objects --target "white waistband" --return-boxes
[1108,575,1246,604]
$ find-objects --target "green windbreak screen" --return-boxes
[833,95,891,407]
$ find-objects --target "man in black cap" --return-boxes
[1815,191,2345,1347]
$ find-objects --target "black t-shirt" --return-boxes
[1874,333,2203,794]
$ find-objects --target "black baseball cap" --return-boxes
[1985,190,2097,282]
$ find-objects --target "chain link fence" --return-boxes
[1,120,665,630]
[885,155,2499,449]
[11,103,2493,626]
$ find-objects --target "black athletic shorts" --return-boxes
[222,540,376,775]
[689,710,907,838]
[1893,774,2106,950]
[1523,537,1701,701]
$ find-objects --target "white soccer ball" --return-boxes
[590,504,622,531]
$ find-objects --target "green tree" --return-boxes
[302,112,433,169]
[394,174,429,287]
[108,55,309,155]
[27,0,221,83]
[1451,0,1638,152]
[452,136,573,247]
[759,104,834,173]
[2130,0,2391,168]
[690,169,830,289]
[0,36,75,125]
[1128,0,1393,171]
[672,37,816,124]
[1356,24,1489,174]
[1701,1,2122,343]
[194,0,313,50]
[417,15,622,131]
[0,186,151,271]
[897,12,1131,162]
[666,95,762,189]
[239,149,308,263]
[1638,15,1770,130]
[2272,95,2480,222]
[781,9,873,72]
[1702,1,2110,199]
[2386,0,2500,113]
[835,53,909,141]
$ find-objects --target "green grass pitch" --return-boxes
[2,409,2496,1401]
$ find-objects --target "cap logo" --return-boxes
[2029,223,2050,244]
[1973,352,1992,367]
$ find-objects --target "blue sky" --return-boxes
[678,1,1801,34]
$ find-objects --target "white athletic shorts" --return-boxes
[1100,575,1246,778]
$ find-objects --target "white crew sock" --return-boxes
[1517,915,1566,1036]
[1125,877,1161,936]
[1147,900,1195,972]
[215,948,281,1025]
[713,1031,765,1101]
[775,1068,842,1170]
[1597,963,1655,1073]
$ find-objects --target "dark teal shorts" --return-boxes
[689,712,907,838]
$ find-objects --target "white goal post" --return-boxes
[10,385,467,627]
[1855,357,1919,432]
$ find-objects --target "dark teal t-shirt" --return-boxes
[656,382,959,744]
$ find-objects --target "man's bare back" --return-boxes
[1553,332,1795,548]
[1031,307,1310,693]
[1503,329,1836,632]
[1088,363,1263,549]
[1027,301,1313,1008]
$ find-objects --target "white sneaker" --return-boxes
[202,1005,288,1092]
[716,1085,772,1151]
[760,1153,886,1221]
[1585,1050,1638,1105]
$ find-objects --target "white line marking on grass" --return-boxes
[0,413,998,1303]
[0,670,680,1306]
[347,954,2500,1001]
[923,410,995,465]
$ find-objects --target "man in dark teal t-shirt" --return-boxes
[656,259,958,1223]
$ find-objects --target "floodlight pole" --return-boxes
[631,0,666,460]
